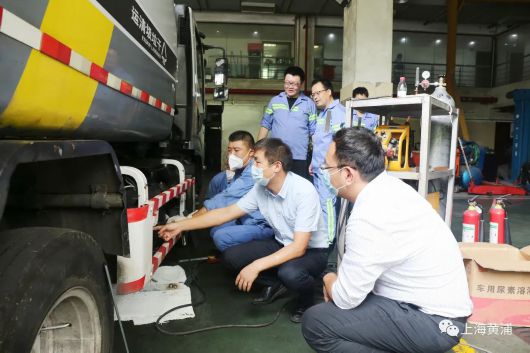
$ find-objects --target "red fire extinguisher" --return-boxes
[462,196,483,243]
[489,196,510,244]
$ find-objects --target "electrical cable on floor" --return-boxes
[154,255,288,336]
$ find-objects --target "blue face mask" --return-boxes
[251,164,272,186]
[322,167,345,196]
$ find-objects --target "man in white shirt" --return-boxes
[156,138,328,323]
[302,128,473,353]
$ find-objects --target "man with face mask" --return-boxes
[195,130,274,251]
[156,138,328,323]
[257,66,317,180]
[310,79,345,245]
[302,128,472,353]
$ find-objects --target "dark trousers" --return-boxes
[222,238,328,307]
[302,294,465,353]
[291,159,312,182]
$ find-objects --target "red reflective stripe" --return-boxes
[140,91,149,103]
[152,197,160,213]
[126,205,149,223]
[90,63,108,84]
[155,98,162,108]
[117,275,145,295]
[0,7,4,28]
[40,33,71,65]
[152,257,160,272]
[159,245,167,258]
[165,105,172,113]
[120,80,133,95]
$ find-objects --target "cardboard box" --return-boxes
[460,242,530,327]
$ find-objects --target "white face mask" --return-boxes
[228,153,244,171]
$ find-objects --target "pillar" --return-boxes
[340,0,393,100]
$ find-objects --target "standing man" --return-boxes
[196,130,273,251]
[310,79,345,245]
[351,87,379,131]
[156,138,328,323]
[258,66,317,180]
[302,128,472,353]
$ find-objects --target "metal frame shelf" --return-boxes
[345,94,459,226]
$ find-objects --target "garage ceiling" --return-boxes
[175,0,530,27]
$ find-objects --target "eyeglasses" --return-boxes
[284,81,301,88]
[311,89,327,98]
[319,164,356,172]
[320,165,345,171]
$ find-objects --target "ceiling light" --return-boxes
[253,31,259,36]
[468,41,476,46]
[400,37,407,44]
[398,0,408,3]
[328,33,335,40]
[435,39,442,45]
[510,33,518,39]
[314,45,319,49]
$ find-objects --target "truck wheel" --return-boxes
[0,227,113,353]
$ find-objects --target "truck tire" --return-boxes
[0,227,113,353]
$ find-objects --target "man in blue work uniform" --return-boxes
[351,87,379,131]
[310,79,345,245]
[257,66,317,180]
[194,131,273,251]
[156,138,328,323]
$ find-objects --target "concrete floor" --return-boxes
[114,195,530,353]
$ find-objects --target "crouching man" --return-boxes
[302,128,472,353]
[156,138,329,323]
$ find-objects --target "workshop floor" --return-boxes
[114,195,530,353]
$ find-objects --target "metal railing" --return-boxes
[206,55,293,80]
[205,54,530,88]
[391,61,493,88]
[494,54,530,86]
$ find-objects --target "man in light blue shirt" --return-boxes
[310,79,345,244]
[156,138,328,323]
[257,66,317,180]
[194,131,273,251]
[351,87,379,131]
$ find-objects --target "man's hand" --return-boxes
[154,222,184,242]
[308,164,313,176]
[323,272,338,303]
[235,262,261,292]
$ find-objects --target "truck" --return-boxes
[0,0,228,352]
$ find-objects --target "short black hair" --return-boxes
[352,86,369,98]
[228,130,255,149]
[332,127,385,182]
[254,138,293,172]
[311,78,334,94]
[284,66,305,83]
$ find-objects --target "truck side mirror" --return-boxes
[213,57,229,101]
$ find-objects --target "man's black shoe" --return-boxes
[252,283,287,305]
[289,307,307,323]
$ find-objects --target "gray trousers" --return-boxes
[302,294,465,353]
